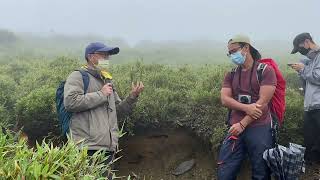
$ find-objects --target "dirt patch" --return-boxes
[116,127,215,179]
[115,126,319,180]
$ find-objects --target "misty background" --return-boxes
[0,0,319,64]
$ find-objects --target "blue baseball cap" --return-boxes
[85,42,120,60]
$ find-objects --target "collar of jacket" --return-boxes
[82,65,113,80]
[307,48,320,60]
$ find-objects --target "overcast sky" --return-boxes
[0,0,319,44]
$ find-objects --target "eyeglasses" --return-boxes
[227,46,242,57]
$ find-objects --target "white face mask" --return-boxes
[97,59,110,71]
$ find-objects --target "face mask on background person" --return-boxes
[298,40,313,56]
[298,47,311,56]
[230,51,246,65]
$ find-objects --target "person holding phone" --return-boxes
[290,33,320,164]
[64,42,144,179]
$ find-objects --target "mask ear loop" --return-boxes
[241,44,248,59]
[243,52,247,60]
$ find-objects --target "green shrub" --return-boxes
[15,86,58,141]
[15,57,79,99]
[0,75,17,125]
[0,130,112,179]
[0,75,16,110]
[279,88,304,145]
[0,105,11,127]
[0,58,307,150]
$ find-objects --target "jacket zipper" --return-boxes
[106,96,113,149]
[103,78,114,150]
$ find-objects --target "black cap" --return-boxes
[291,33,313,54]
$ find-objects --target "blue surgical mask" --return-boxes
[230,51,246,65]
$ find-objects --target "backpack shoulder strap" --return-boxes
[257,63,267,84]
[226,67,238,127]
[77,70,90,94]
[230,66,238,81]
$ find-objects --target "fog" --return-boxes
[1,0,319,44]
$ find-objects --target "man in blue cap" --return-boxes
[64,42,144,179]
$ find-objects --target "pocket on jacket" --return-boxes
[88,109,110,144]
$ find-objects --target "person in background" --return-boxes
[290,32,320,164]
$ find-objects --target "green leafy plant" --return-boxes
[0,130,113,179]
